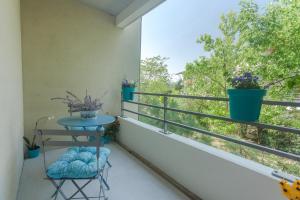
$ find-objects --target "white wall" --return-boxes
[118,118,285,200]
[0,0,24,199]
[21,0,141,136]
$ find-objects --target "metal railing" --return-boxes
[121,92,300,162]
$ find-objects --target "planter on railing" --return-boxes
[122,86,135,101]
[122,79,136,101]
[228,89,266,122]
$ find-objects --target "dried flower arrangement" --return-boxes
[51,90,106,114]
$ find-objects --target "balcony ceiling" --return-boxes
[79,0,135,16]
[79,0,165,28]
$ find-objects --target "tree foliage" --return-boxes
[140,56,171,93]
[140,0,300,176]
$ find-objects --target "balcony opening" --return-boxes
[131,0,300,178]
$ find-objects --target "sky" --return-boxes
[141,0,270,75]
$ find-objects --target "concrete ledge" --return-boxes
[118,117,285,200]
[117,141,202,200]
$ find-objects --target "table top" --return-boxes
[57,114,116,127]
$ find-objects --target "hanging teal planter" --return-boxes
[122,87,135,101]
[228,89,267,122]
[28,146,40,158]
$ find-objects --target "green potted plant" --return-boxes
[228,72,266,122]
[23,116,54,158]
[103,117,120,143]
[122,80,137,101]
[23,136,40,158]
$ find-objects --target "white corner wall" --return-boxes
[0,0,24,199]
[118,118,285,200]
[21,0,141,136]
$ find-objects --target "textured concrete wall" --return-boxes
[21,0,141,136]
[0,0,24,199]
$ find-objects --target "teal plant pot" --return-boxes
[28,146,40,158]
[122,87,135,101]
[228,89,267,122]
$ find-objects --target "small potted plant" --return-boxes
[23,136,40,158]
[23,116,54,158]
[122,80,136,101]
[228,72,267,122]
[51,90,106,118]
[103,117,120,143]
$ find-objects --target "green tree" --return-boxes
[183,0,300,175]
[139,56,172,127]
[140,56,171,93]
[139,0,300,176]
[237,0,300,97]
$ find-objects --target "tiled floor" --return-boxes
[17,143,189,200]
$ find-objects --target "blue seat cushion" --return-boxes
[68,147,111,157]
[47,147,110,179]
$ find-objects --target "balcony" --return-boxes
[1,0,299,200]
[17,116,297,200]
[17,91,299,200]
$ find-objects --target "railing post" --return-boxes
[121,92,124,117]
[163,96,168,134]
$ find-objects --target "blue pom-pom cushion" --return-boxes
[47,147,110,179]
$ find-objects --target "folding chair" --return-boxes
[36,129,110,200]
[66,126,113,189]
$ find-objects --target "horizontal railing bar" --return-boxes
[36,129,101,136]
[122,109,164,122]
[263,100,300,107]
[165,120,300,162]
[133,92,228,101]
[133,92,300,107]
[166,107,300,135]
[122,101,300,135]
[123,100,164,109]
[43,141,99,147]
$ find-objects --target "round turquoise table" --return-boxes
[57,114,116,145]
[57,114,115,131]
